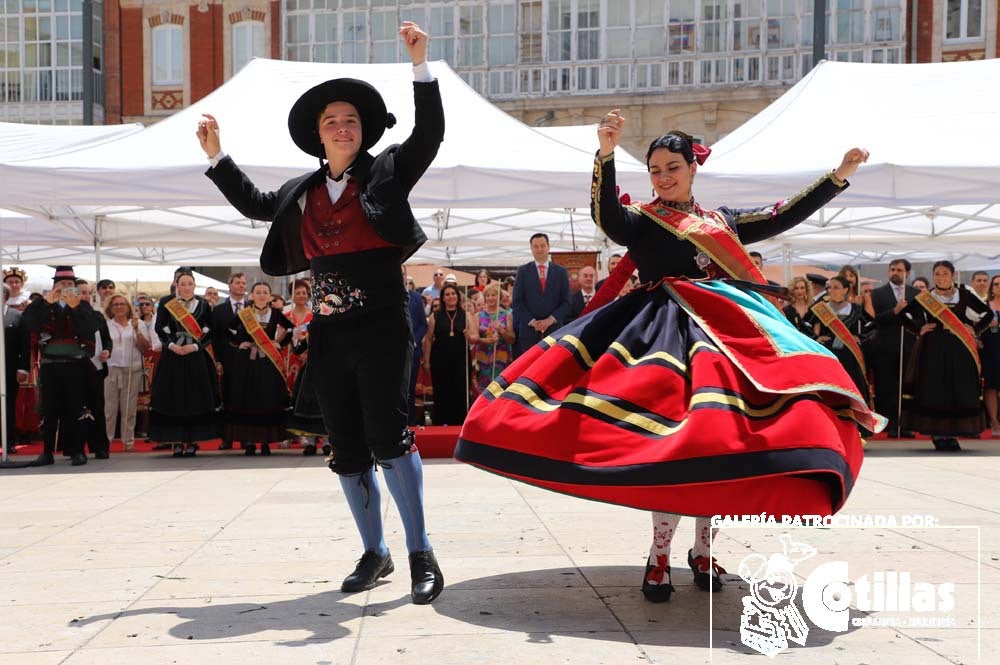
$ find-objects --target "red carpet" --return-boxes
[5,426,463,459]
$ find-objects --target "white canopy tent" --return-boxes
[696,58,1000,270]
[0,59,650,268]
[3,59,1000,270]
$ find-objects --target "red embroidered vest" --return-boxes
[300,179,396,259]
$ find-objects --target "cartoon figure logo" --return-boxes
[737,534,817,658]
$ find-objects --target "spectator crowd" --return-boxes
[4,249,998,466]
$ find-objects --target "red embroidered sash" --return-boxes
[914,291,981,373]
[238,307,288,389]
[635,203,768,284]
[165,298,216,363]
[810,302,866,373]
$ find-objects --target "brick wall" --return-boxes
[120,6,143,118]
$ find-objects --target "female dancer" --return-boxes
[149,270,220,457]
[457,110,881,603]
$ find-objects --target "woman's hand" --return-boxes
[400,22,428,66]
[919,323,938,336]
[597,110,624,158]
[834,147,869,182]
[197,114,222,158]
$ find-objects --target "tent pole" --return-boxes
[0,239,8,464]
[782,243,792,285]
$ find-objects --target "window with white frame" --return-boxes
[548,0,572,61]
[519,0,542,64]
[487,2,515,66]
[766,0,798,49]
[152,24,183,85]
[701,0,727,53]
[634,0,664,59]
[458,5,484,67]
[835,0,865,44]
[871,0,902,42]
[605,0,630,59]
[341,10,366,63]
[668,0,696,54]
[232,21,264,73]
[945,0,984,41]
[371,10,398,63]
[732,0,761,51]
[428,5,454,62]
[576,0,600,60]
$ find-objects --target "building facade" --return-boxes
[0,1,995,142]
[0,0,105,123]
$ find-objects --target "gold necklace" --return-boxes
[445,308,459,337]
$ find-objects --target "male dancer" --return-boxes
[199,22,444,604]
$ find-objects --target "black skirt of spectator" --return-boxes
[981,328,1000,390]
[221,318,292,444]
[430,309,469,426]
[149,350,221,444]
[902,329,986,436]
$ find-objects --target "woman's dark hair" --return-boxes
[476,268,490,285]
[932,260,956,275]
[645,131,696,167]
[250,281,272,293]
[439,283,463,305]
[292,278,310,293]
[827,275,849,290]
[912,277,930,289]
[837,265,860,295]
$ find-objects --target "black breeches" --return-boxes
[310,308,414,474]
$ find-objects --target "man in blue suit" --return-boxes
[512,233,571,358]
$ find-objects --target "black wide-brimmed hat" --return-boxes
[287,78,396,159]
[52,266,76,283]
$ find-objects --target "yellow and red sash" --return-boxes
[914,291,981,373]
[165,298,216,363]
[238,307,288,390]
[810,301,866,373]
[635,203,768,285]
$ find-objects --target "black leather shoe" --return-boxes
[70,453,88,466]
[244,444,256,456]
[218,441,233,450]
[932,437,961,451]
[322,443,332,456]
[408,550,444,604]
[95,451,109,460]
[32,452,55,466]
[341,549,394,593]
[688,549,725,592]
[641,559,674,603]
[260,443,271,456]
[302,444,317,456]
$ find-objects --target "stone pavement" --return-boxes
[1,440,997,664]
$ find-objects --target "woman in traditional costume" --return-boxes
[149,270,220,456]
[456,110,882,603]
[222,282,293,456]
[899,260,991,451]
[805,275,873,398]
